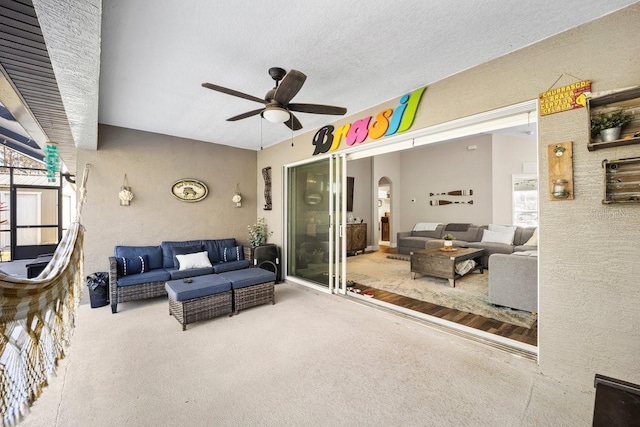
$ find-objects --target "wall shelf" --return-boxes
[588,87,640,151]
[602,157,640,204]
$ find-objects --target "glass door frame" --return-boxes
[282,153,347,294]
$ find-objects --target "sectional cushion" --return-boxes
[161,240,203,268]
[172,244,204,268]
[481,229,515,245]
[212,259,251,273]
[116,269,171,287]
[166,267,215,280]
[218,268,276,290]
[201,238,237,264]
[116,255,149,276]
[165,275,231,302]
[443,225,481,242]
[488,224,517,233]
[114,245,164,270]
[177,251,213,270]
[219,245,244,262]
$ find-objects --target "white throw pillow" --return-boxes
[524,228,538,246]
[176,251,212,270]
[488,224,517,233]
[481,229,515,245]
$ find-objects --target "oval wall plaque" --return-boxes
[171,179,208,202]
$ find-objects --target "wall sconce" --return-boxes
[232,183,242,207]
[118,174,134,206]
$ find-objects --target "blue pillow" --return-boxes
[116,255,149,276]
[172,245,204,268]
[219,245,244,262]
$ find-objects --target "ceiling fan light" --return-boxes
[262,106,290,123]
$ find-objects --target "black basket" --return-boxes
[86,272,109,308]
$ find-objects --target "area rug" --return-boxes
[346,252,536,328]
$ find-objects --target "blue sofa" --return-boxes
[109,238,250,313]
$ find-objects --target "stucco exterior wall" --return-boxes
[258,5,640,391]
[78,125,257,275]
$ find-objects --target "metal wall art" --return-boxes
[262,166,272,210]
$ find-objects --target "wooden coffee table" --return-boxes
[410,247,484,287]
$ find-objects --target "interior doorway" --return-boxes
[377,177,391,245]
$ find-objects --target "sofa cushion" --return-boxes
[166,267,215,280]
[161,240,203,268]
[177,251,213,270]
[218,268,276,290]
[219,245,244,262]
[523,228,538,246]
[172,244,204,268]
[399,236,434,250]
[442,225,481,242]
[411,225,443,238]
[212,259,251,273]
[116,269,171,287]
[481,229,515,245]
[114,245,164,270]
[165,275,231,302]
[201,238,237,264]
[488,224,517,233]
[116,255,149,276]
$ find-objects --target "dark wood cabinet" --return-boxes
[381,216,389,241]
[346,223,367,255]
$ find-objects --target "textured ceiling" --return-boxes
[10,0,640,157]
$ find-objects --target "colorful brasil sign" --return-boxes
[539,80,591,116]
[311,87,426,155]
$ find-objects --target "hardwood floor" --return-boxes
[354,245,538,347]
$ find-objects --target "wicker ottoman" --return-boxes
[219,268,276,314]
[165,274,232,331]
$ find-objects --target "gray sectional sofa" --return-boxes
[488,251,538,312]
[109,238,250,313]
[397,223,537,268]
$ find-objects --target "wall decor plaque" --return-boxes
[171,179,208,202]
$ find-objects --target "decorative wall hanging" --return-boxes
[430,200,473,206]
[262,167,272,210]
[429,189,473,197]
[602,157,640,204]
[170,178,208,202]
[538,74,590,116]
[232,183,242,207]
[547,141,574,200]
[45,142,59,182]
[118,174,134,206]
[312,86,426,156]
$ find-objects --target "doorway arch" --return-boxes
[377,177,391,245]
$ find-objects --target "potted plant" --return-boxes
[247,217,273,248]
[442,233,455,248]
[591,109,633,142]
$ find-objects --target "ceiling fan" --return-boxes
[202,67,347,131]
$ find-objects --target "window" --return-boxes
[512,174,538,227]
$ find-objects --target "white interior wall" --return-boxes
[491,134,538,225]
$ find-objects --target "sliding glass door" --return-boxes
[286,154,346,293]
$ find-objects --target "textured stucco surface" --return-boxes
[33,0,101,167]
[78,125,257,275]
[259,5,640,391]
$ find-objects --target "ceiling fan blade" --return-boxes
[227,108,264,122]
[202,82,267,105]
[288,103,347,116]
[274,70,307,105]
[283,112,303,131]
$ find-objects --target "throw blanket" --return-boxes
[0,165,89,427]
[413,222,439,232]
[445,223,471,232]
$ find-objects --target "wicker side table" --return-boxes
[165,275,232,331]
